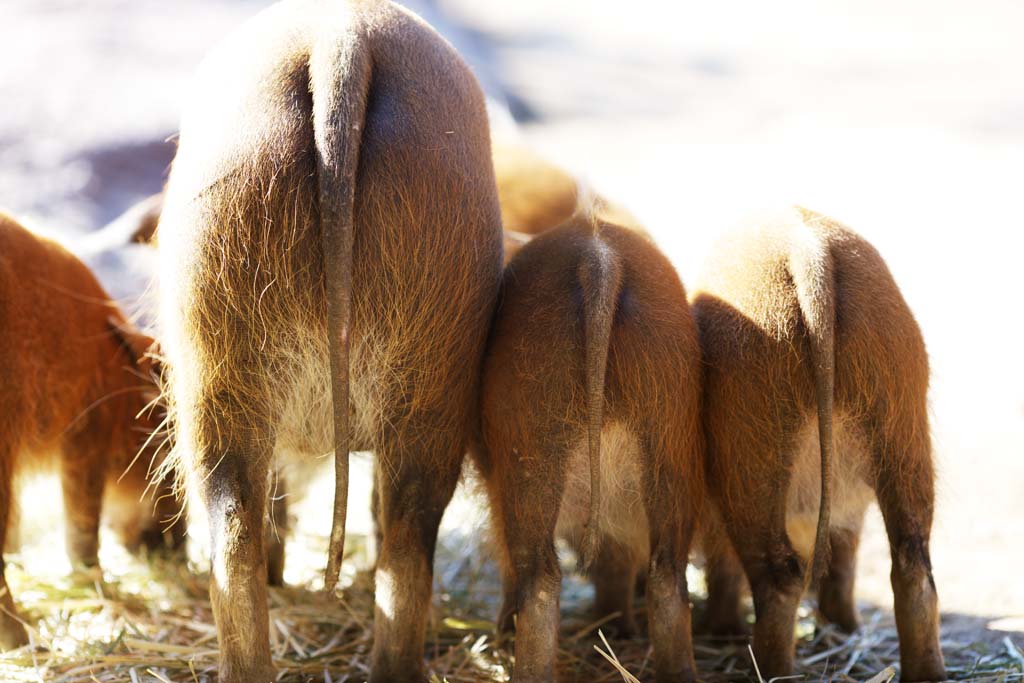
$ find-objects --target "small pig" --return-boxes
[476,213,704,682]
[493,143,644,265]
[692,207,946,681]
[0,211,182,649]
[493,143,580,237]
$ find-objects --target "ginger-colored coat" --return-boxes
[692,207,945,681]
[0,211,180,649]
[156,2,502,681]
[477,216,703,683]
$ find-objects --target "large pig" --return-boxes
[155,1,503,681]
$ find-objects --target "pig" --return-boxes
[492,143,580,237]
[0,210,182,649]
[155,1,502,681]
[475,213,704,682]
[691,207,946,681]
[493,143,644,265]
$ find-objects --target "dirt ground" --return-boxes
[1,0,1021,676]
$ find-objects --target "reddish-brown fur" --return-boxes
[94,144,584,272]
[93,144,578,265]
[0,211,182,649]
[493,143,644,265]
[692,207,946,681]
[475,216,703,682]
[104,146,602,588]
[493,143,579,237]
[156,2,502,681]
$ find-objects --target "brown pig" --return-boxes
[493,143,644,265]
[0,211,182,649]
[475,214,703,683]
[692,207,946,681]
[493,143,580,237]
[155,1,503,681]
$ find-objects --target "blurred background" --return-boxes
[1,0,1021,653]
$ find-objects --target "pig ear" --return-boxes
[129,192,163,245]
[107,315,160,374]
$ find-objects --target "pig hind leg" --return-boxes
[369,422,468,683]
[183,393,276,682]
[136,470,189,554]
[369,463,383,571]
[591,536,641,637]
[265,467,288,587]
[0,453,28,649]
[816,513,864,633]
[496,552,517,636]
[60,438,106,568]
[872,429,945,681]
[738,522,804,678]
[718,442,805,679]
[642,436,699,683]
[490,439,565,683]
[701,528,750,638]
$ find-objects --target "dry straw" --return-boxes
[0,525,1020,683]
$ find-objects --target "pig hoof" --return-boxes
[497,605,516,635]
[602,614,638,639]
[817,602,861,634]
[68,564,103,585]
[67,550,99,570]
[267,546,285,586]
[267,566,285,587]
[0,620,29,650]
[708,616,751,639]
[368,668,424,683]
[139,528,183,555]
[818,613,860,635]
[697,610,750,639]
[221,662,276,683]
[655,667,698,683]
[899,663,948,683]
